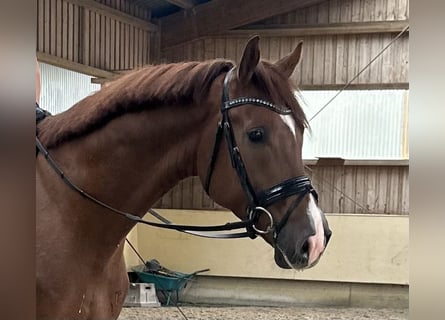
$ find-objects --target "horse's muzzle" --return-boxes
[274,215,332,270]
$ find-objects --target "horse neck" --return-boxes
[50,102,215,246]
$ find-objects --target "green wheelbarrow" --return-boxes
[131,263,210,306]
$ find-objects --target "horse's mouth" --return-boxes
[274,245,312,270]
[274,232,331,270]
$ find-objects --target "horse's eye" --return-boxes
[247,128,265,143]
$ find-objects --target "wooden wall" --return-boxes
[256,0,409,25]
[154,163,409,215]
[157,0,409,215]
[162,0,409,89]
[36,0,156,72]
[162,34,408,88]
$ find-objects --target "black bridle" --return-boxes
[36,68,318,240]
[204,68,318,239]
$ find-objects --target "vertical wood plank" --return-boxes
[62,0,68,59]
[375,167,387,213]
[146,32,151,63]
[279,37,292,60]
[347,35,358,84]
[386,167,399,213]
[171,183,182,209]
[129,26,134,69]
[375,0,386,21]
[351,0,361,22]
[55,0,62,56]
[365,166,377,212]
[181,178,193,209]
[358,34,371,83]
[110,19,115,70]
[124,23,130,69]
[269,36,280,62]
[343,166,355,213]
[143,30,148,64]
[192,177,204,209]
[323,35,335,85]
[306,5,318,24]
[312,36,325,85]
[204,38,215,60]
[400,35,409,84]
[89,8,95,65]
[329,166,341,213]
[68,2,74,61]
[38,0,44,52]
[119,21,126,70]
[50,0,56,55]
[301,37,314,86]
[396,34,409,83]
[400,166,409,214]
[355,166,366,213]
[317,1,329,24]
[138,30,144,66]
[381,33,394,83]
[105,16,110,70]
[224,38,236,62]
[361,0,375,22]
[335,35,347,84]
[160,189,173,209]
[115,21,120,69]
[44,0,50,53]
[215,38,226,59]
[294,6,306,24]
[328,0,340,23]
[100,13,106,68]
[135,27,141,68]
[405,0,409,19]
[83,8,90,65]
[95,12,100,67]
[386,0,397,20]
[340,0,352,22]
[73,4,79,62]
[369,33,383,83]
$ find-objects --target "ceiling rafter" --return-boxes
[164,0,195,9]
[159,0,327,48]
[68,0,158,31]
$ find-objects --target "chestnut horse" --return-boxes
[36,36,331,319]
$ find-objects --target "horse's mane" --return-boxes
[38,59,307,149]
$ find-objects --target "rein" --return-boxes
[36,136,256,239]
[36,68,318,240]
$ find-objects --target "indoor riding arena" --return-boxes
[36,0,409,319]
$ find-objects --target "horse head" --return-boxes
[198,36,331,270]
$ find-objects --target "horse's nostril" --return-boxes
[301,239,309,255]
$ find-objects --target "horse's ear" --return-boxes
[238,35,260,83]
[275,41,303,78]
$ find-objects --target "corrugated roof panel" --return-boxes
[40,63,100,115]
[299,90,408,160]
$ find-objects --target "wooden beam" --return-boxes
[226,20,409,37]
[164,0,195,9]
[37,51,117,79]
[160,0,327,48]
[67,0,158,32]
[298,82,409,91]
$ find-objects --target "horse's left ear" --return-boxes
[238,35,260,83]
[275,41,303,78]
